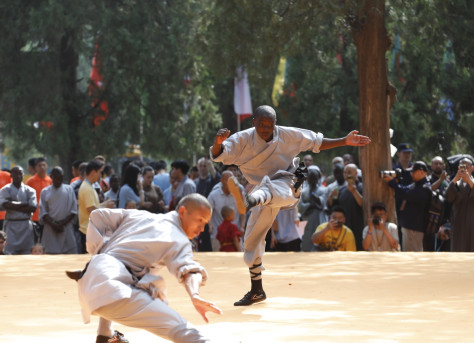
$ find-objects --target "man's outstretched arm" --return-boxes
[184,272,223,323]
[320,130,371,151]
[211,128,231,158]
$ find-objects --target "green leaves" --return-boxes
[0,0,472,171]
[0,0,221,167]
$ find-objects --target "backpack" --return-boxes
[424,185,445,234]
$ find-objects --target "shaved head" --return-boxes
[254,105,276,122]
[177,193,212,213]
[221,170,233,179]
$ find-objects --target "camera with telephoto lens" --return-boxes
[380,168,402,179]
[372,215,381,226]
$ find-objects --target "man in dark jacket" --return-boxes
[383,161,431,251]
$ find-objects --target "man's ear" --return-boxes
[178,206,186,217]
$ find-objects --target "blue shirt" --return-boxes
[118,184,139,209]
[388,178,431,232]
[153,173,170,193]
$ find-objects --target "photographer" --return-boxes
[362,202,400,251]
[383,161,431,251]
[311,207,356,251]
[337,163,364,250]
[393,143,414,186]
[444,157,474,252]
[423,156,450,251]
[428,156,449,193]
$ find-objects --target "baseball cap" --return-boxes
[397,143,413,153]
[371,202,387,213]
[407,161,428,172]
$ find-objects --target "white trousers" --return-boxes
[94,288,211,343]
[243,175,299,267]
[401,227,424,252]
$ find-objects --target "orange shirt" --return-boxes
[26,174,52,222]
[0,171,12,220]
[69,176,79,184]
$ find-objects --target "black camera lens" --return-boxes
[372,216,380,225]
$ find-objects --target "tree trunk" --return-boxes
[353,0,396,223]
[339,34,355,134]
[59,29,80,182]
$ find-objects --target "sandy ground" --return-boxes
[1,252,474,343]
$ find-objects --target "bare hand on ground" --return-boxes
[191,295,223,323]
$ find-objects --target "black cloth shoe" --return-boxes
[65,263,89,281]
[234,289,266,306]
[65,270,82,281]
[96,330,129,343]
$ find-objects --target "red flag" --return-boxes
[234,67,252,122]
[89,44,109,127]
[336,34,344,64]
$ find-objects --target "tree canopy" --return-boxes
[0,0,221,172]
[0,0,472,175]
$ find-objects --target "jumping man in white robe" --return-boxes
[210,105,371,306]
[69,193,222,343]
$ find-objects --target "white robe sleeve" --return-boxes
[67,186,78,215]
[166,241,208,285]
[38,188,49,224]
[210,129,251,166]
[86,208,125,255]
[27,186,38,208]
[0,186,7,210]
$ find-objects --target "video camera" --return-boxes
[380,168,402,180]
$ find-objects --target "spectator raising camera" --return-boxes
[311,207,356,252]
[362,202,400,251]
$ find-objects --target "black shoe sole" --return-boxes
[234,293,267,306]
[234,298,266,306]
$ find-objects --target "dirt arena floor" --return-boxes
[2,252,474,343]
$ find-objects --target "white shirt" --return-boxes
[211,126,323,185]
[362,222,400,251]
[208,187,242,238]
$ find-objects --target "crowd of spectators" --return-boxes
[0,143,473,255]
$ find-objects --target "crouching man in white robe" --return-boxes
[210,105,371,306]
[70,193,222,343]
